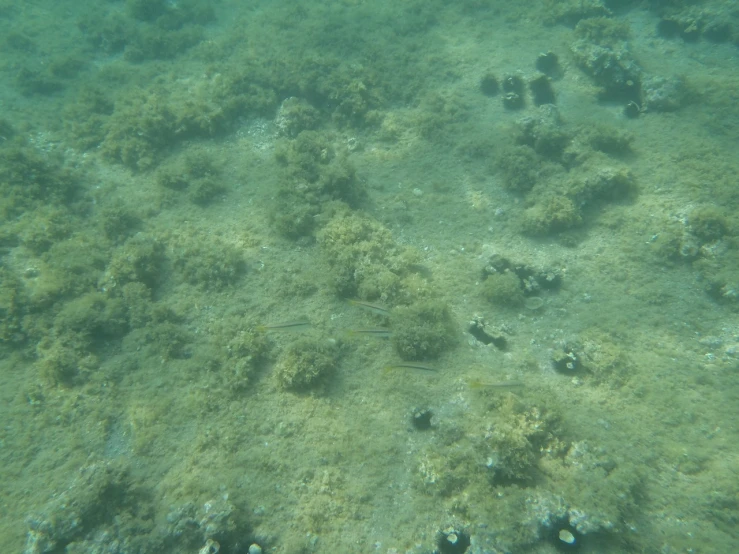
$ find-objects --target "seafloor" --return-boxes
[0,1,737,553]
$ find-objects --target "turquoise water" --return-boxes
[1,1,738,553]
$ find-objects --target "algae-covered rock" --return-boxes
[657,4,735,44]
[24,461,132,553]
[482,253,563,295]
[33,291,129,385]
[62,86,115,151]
[275,130,335,183]
[496,145,546,193]
[54,292,129,341]
[219,324,271,391]
[642,75,687,112]
[571,17,641,101]
[37,235,109,301]
[273,131,365,238]
[120,0,213,61]
[317,211,420,301]
[485,398,556,483]
[125,0,170,21]
[98,203,140,243]
[694,246,739,305]
[161,496,241,551]
[0,268,27,345]
[17,206,73,255]
[515,105,571,159]
[14,66,64,96]
[272,188,322,239]
[578,123,634,156]
[0,117,16,140]
[120,282,153,329]
[155,148,226,205]
[569,166,635,206]
[688,205,729,242]
[521,195,582,235]
[543,0,611,26]
[275,336,339,391]
[173,236,245,290]
[390,300,457,361]
[101,84,232,170]
[0,144,78,219]
[482,271,525,308]
[36,339,99,386]
[577,331,633,385]
[415,89,472,138]
[146,321,192,360]
[416,439,479,497]
[275,97,321,138]
[102,234,164,291]
[100,92,179,170]
[188,176,225,206]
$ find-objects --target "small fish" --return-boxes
[384,362,438,373]
[256,319,311,333]
[348,299,391,317]
[345,328,393,339]
[468,378,524,390]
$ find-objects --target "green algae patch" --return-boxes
[43,234,108,289]
[571,17,641,101]
[521,195,583,235]
[173,236,246,291]
[33,291,129,386]
[35,339,94,386]
[485,396,559,484]
[414,395,562,497]
[77,0,213,64]
[273,130,365,238]
[390,300,457,361]
[16,206,74,255]
[99,80,236,171]
[275,97,322,138]
[0,144,79,219]
[579,123,634,156]
[54,292,129,342]
[102,234,165,292]
[688,205,730,243]
[145,320,193,361]
[155,148,227,206]
[495,107,638,238]
[648,204,738,305]
[496,145,558,193]
[275,336,340,392]
[119,282,154,329]
[317,211,421,302]
[217,320,271,393]
[577,331,634,385]
[97,203,141,244]
[694,245,739,306]
[542,0,611,26]
[482,271,526,308]
[62,86,116,151]
[0,268,27,346]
